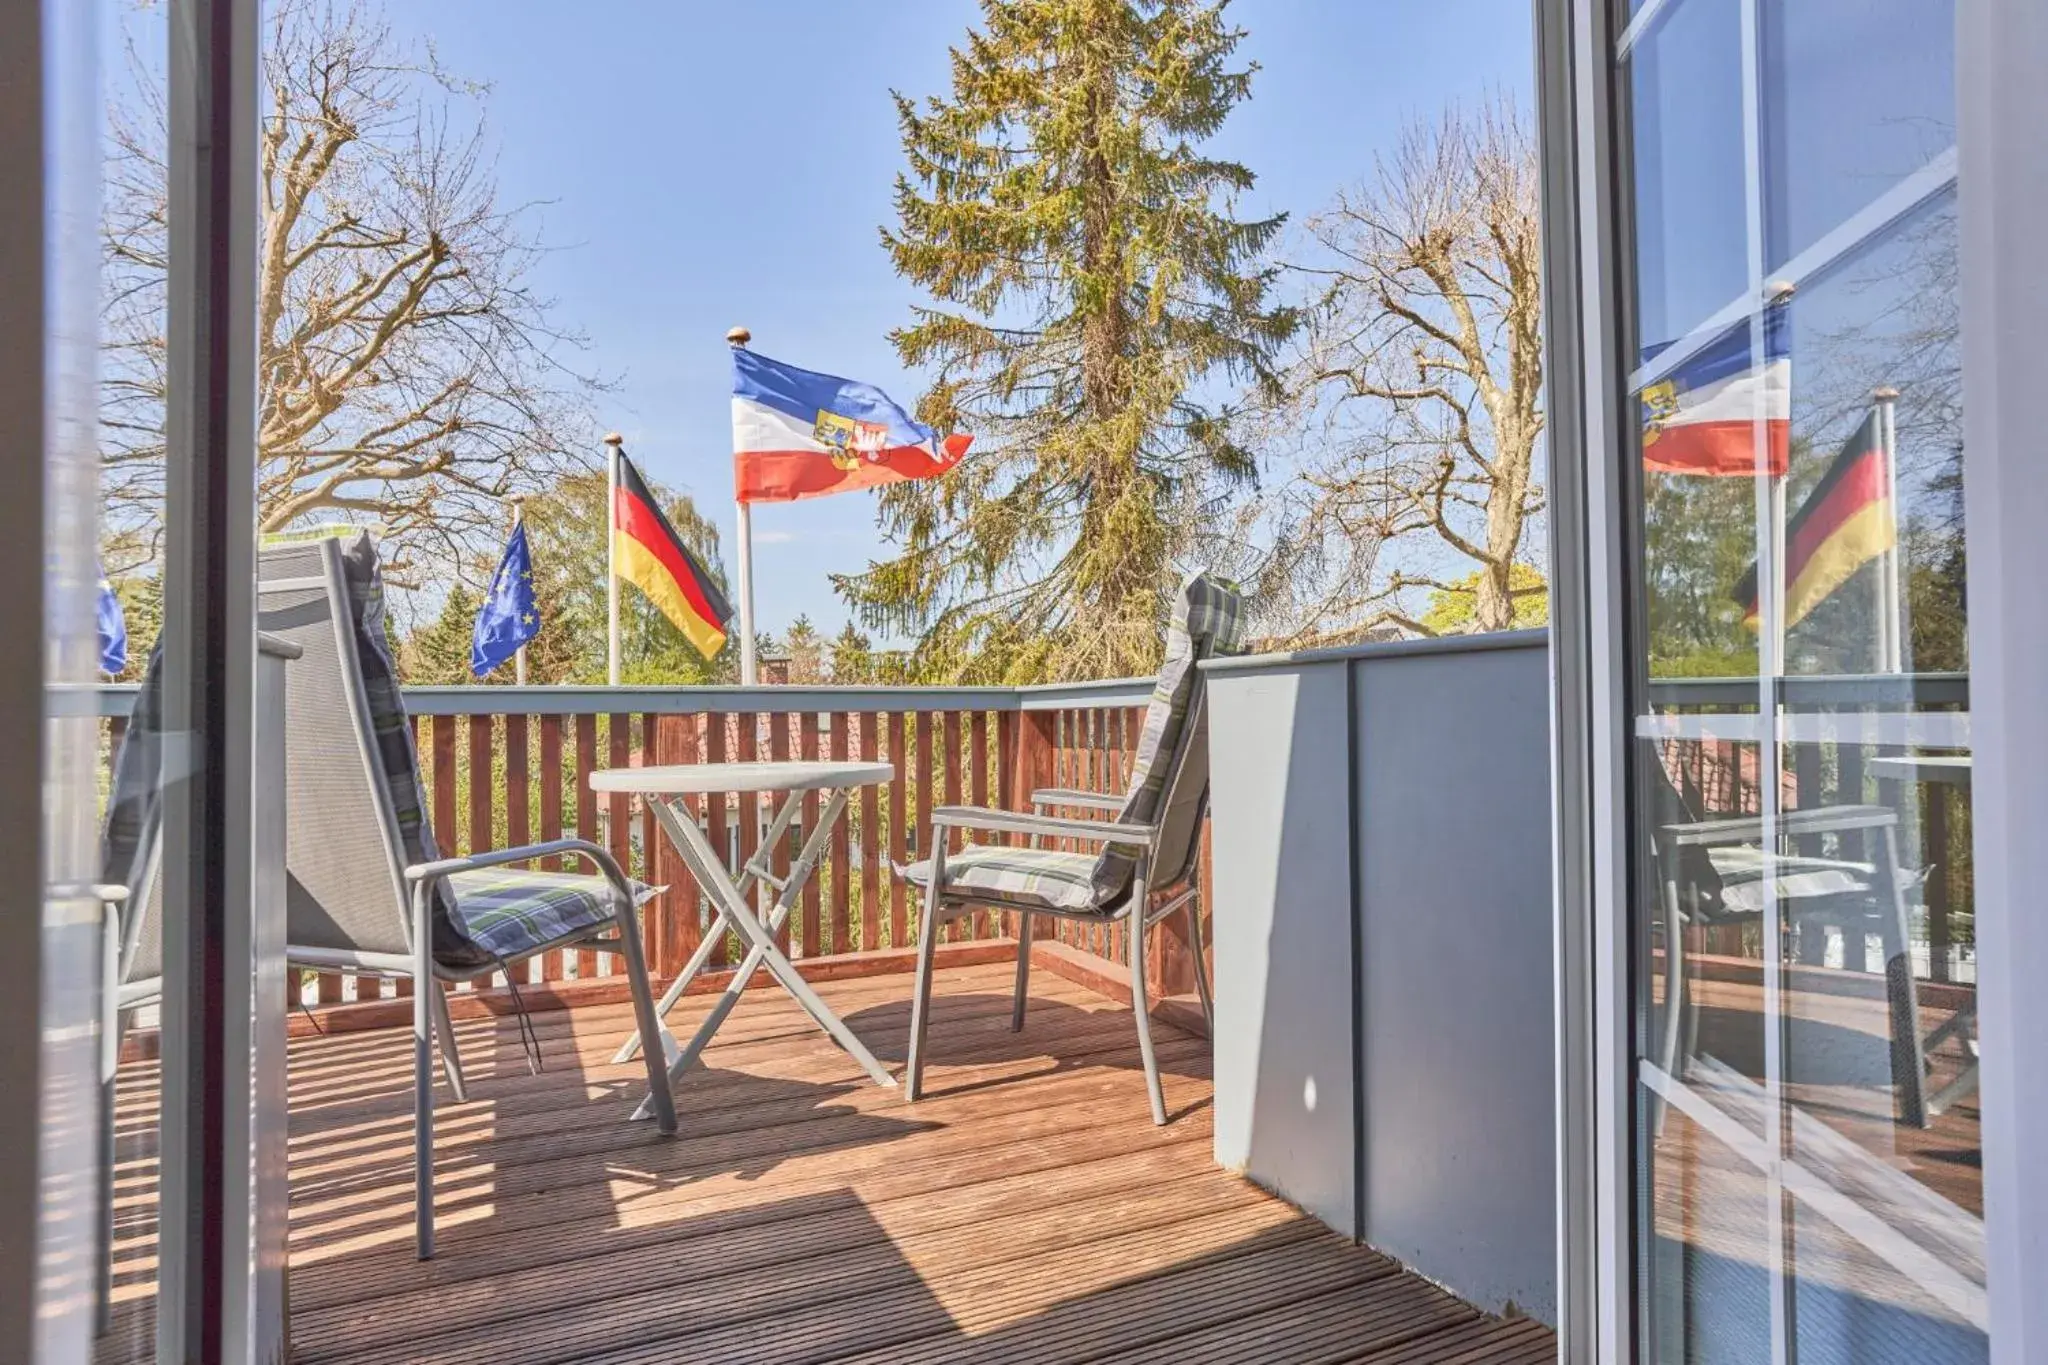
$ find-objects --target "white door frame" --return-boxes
[1956,4,2048,1360]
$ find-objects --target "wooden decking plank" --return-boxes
[288,1047,1216,1299]
[1084,1273,1481,1365]
[293,1171,1275,1363]
[93,962,1555,1365]
[1341,1315,1557,1364]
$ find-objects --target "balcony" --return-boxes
[92,677,1560,1365]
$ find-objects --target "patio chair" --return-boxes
[100,531,676,1263]
[1648,762,1934,1129]
[900,570,1242,1125]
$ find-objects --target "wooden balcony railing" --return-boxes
[92,677,1217,1021]
[1644,672,1971,980]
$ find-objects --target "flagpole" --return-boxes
[1873,386,1903,673]
[727,326,759,686]
[511,495,529,686]
[604,432,623,686]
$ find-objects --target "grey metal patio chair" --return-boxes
[1648,762,1935,1130]
[101,531,677,1263]
[901,571,1242,1125]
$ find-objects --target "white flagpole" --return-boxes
[604,431,622,686]
[1873,385,1903,673]
[727,325,759,686]
[511,495,529,686]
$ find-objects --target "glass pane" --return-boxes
[1618,4,1982,1361]
[1762,0,1956,273]
[1641,1108,1777,1363]
[1625,0,1749,349]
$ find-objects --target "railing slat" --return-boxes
[538,713,565,981]
[913,713,934,945]
[703,714,730,968]
[858,712,880,953]
[736,714,760,964]
[768,711,791,956]
[574,713,599,978]
[970,711,991,940]
[606,714,633,978]
[637,713,666,977]
[799,712,822,957]
[505,714,531,982]
[830,712,852,955]
[888,712,909,947]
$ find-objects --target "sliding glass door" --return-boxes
[1611,0,1982,1359]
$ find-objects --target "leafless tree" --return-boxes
[1266,98,1545,638]
[100,0,603,587]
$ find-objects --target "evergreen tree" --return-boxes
[838,0,1297,682]
[401,583,487,684]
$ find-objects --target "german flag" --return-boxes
[613,453,733,659]
[1735,410,1895,629]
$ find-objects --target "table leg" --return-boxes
[631,787,895,1118]
[611,791,805,1065]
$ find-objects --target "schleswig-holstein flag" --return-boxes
[1640,313,1790,478]
[730,347,971,503]
[614,453,733,660]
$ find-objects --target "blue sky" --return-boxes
[381,1,1536,638]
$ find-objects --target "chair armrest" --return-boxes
[1661,803,1898,847]
[405,838,631,892]
[1030,787,1126,814]
[929,805,1155,848]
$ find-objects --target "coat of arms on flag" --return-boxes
[731,347,971,503]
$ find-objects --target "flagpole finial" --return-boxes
[603,432,623,447]
[1872,385,1900,402]
[725,326,751,348]
[1765,279,1797,303]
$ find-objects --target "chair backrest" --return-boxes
[1089,570,1244,906]
[256,534,422,963]
[101,531,491,981]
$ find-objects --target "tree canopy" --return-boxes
[836,0,1298,682]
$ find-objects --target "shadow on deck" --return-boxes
[98,962,1554,1364]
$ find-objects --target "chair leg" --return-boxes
[1129,865,1167,1126]
[615,894,678,1136]
[1879,824,1931,1128]
[1012,912,1034,1032]
[905,850,947,1101]
[428,980,468,1104]
[1183,893,1214,1036]
[411,883,436,1260]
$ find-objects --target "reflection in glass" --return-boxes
[1620,1,1976,1359]
[1762,0,1956,273]
[1626,0,1748,349]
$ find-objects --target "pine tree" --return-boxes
[837,0,1296,682]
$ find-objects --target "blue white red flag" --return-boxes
[730,348,971,504]
[1640,312,1790,477]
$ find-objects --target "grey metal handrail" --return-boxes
[76,675,1157,720]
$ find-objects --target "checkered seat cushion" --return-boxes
[446,868,658,961]
[902,845,1105,915]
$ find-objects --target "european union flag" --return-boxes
[97,573,128,676]
[471,523,540,678]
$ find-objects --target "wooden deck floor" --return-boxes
[101,962,1553,1364]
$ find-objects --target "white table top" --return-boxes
[1869,754,1973,785]
[589,760,893,795]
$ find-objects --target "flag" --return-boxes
[614,453,733,659]
[470,522,540,678]
[96,573,127,676]
[1640,312,1790,477]
[1733,409,1895,629]
[730,347,971,503]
